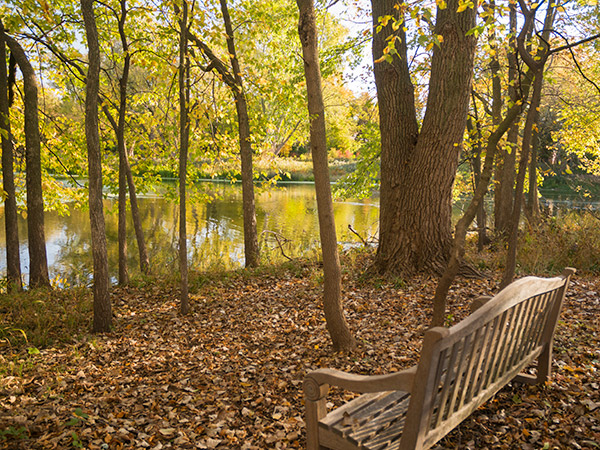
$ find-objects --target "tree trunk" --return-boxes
[125,152,150,274]
[3,34,49,288]
[501,1,556,288]
[467,116,487,252]
[430,4,539,326]
[525,127,541,225]
[178,0,190,315]
[501,71,542,288]
[118,129,128,284]
[372,0,477,276]
[0,22,21,292]
[116,0,130,285]
[494,2,518,237]
[82,0,111,332]
[431,69,535,326]
[219,0,259,268]
[116,0,150,276]
[115,0,131,285]
[297,0,355,352]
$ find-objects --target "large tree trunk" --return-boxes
[0,22,21,292]
[431,69,535,326]
[219,0,259,268]
[3,34,49,288]
[178,0,190,315]
[372,0,477,276]
[297,0,355,352]
[82,0,111,332]
[370,0,418,273]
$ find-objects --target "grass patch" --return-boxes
[516,212,600,274]
[0,287,92,351]
[465,211,600,276]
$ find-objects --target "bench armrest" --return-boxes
[304,366,417,400]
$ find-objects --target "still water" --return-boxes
[0,182,380,286]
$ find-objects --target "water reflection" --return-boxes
[0,182,380,286]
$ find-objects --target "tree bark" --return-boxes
[219,0,259,268]
[431,68,535,326]
[116,0,129,285]
[125,152,150,274]
[525,126,541,224]
[372,0,477,276]
[494,2,518,237]
[297,0,355,352]
[501,0,556,288]
[3,34,49,288]
[178,0,190,315]
[430,4,539,326]
[466,115,487,252]
[0,22,21,292]
[82,0,111,332]
[116,0,150,277]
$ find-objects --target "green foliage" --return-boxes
[0,425,28,441]
[333,122,380,200]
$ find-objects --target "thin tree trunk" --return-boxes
[526,127,541,224]
[3,34,49,288]
[125,153,150,274]
[101,103,150,277]
[116,0,150,277]
[494,2,519,237]
[297,0,355,352]
[501,0,556,288]
[118,130,128,284]
[178,0,190,315]
[116,0,130,285]
[219,0,259,268]
[467,115,487,252]
[0,22,21,292]
[502,71,544,288]
[82,0,111,332]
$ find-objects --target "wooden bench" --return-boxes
[303,268,575,450]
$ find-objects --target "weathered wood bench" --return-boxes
[303,268,575,450]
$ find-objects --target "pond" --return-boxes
[1,181,598,287]
[0,182,380,287]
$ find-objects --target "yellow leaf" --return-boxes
[457,3,468,12]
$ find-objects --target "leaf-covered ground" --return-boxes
[1,261,599,449]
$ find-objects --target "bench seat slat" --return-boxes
[319,391,410,449]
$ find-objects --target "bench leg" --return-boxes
[513,344,553,385]
[305,397,328,450]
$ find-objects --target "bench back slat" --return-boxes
[399,269,574,450]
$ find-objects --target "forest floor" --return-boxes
[1,255,599,449]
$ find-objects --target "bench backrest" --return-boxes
[400,269,575,450]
